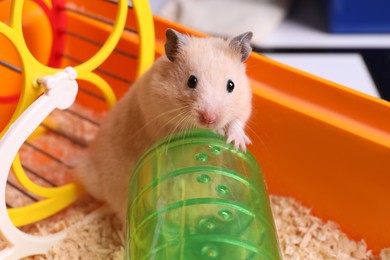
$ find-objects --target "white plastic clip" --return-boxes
[0,67,78,259]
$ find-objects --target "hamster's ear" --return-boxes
[165,29,187,62]
[229,32,253,62]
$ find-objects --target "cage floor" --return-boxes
[1,100,387,259]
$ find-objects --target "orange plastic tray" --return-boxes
[1,0,389,253]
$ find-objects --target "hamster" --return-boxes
[74,29,253,226]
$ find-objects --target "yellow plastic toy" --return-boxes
[0,0,154,258]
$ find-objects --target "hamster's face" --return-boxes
[164,37,252,131]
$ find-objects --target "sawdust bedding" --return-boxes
[2,104,389,260]
[2,195,389,260]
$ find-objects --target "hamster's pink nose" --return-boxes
[199,111,217,125]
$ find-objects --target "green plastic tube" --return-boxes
[125,130,282,260]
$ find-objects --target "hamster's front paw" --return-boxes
[226,120,251,152]
[216,128,226,136]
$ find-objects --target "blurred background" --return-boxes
[148,0,390,102]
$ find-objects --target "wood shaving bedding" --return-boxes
[2,193,390,259]
[3,195,388,260]
[2,104,389,259]
[270,196,380,260]
[26,203,124,260]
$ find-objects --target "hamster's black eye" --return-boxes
[227,79,235,93]
[187,75,198,88]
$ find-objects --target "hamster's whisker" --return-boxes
[245,121,269,153]
[129,106,187,140]
[162,107,191,135]
[179,114,196,142]
[185,116,198,145]
[175,115,194,146]
[153,106,191,147]
[246,119,266,142]
[164,110,191,152]
[247,118,270,139]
